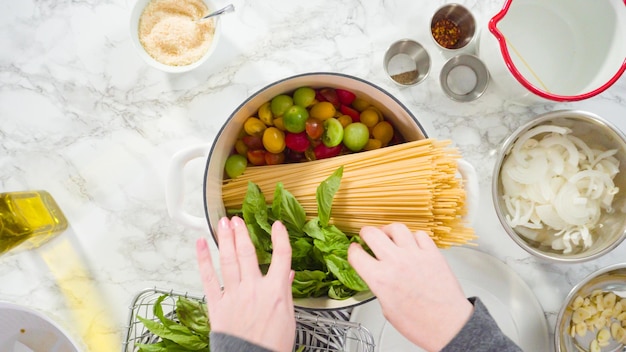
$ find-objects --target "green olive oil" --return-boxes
[0,191,68,255]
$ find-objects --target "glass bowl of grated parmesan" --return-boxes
[492,110,626,263]
[129,0,220,73]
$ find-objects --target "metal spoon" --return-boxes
[197,4,234,22]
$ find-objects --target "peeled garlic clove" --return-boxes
[611,322,624,340]
[573,307,593,324]
[603,292,617,309]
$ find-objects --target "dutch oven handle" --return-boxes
[166,144,212,232]
[457,159,479,225]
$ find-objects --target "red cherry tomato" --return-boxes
[242,135,264,150]
[265,152,285,165]
[317,88,340,108]
[336,89,356,105]
[247,149,267,166]
[285,132,310,152]
[305,117,324,140]
[340,105,361,122]
[313,144,342,160]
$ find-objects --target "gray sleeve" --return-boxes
[210,332,274,352]
[441,297,523,352]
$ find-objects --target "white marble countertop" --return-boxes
[1,0,625,351]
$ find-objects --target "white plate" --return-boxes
[348,247,550,352]
[0,302,81,352]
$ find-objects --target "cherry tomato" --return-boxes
[247,149,267,166]
[235,139,248,155]
[242,135,263,150]
[244,117,267,136]
[270,94,293,116]
[364,138,383,151]
[322,118,344,147]
[265,152,285,165]
[352,97,370,112]
[336,89,356,105]
[343,122,370,152]
[317,88,340,107]
[262,127,286,153]
[225,154,248,179]
[285,148,305,162]
[258,102,274,126]
[283,105,309,133]
[305,117,324,140]
[337,114,352,128]
[310,102,336,120]
[293,87,316,107]
[340,105,360,122]
[285,132,310,152]
[313,144,343,160]
[372,121,394,145]
[360,109,380,128]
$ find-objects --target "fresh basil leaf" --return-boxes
[303,217,324,240]
[241,182,273,258]
[176,297,210,339]
[242,182,272,234]
[314,225,350,254]
[292,270,332,298]
[328,281,357,300]
[136,316,208,350]
[316,166,343,227]
[272,182,306,235]
[324,254,369,292]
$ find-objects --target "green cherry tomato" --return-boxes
[224,154,248,179]
[282,105,309,133]
[343,122,370,151]
[322,118,344,147]
[270,94,293,116]
[293,87,316,107]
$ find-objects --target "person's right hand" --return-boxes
[348,223,473,352]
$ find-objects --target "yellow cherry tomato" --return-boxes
[352,97,370,112]
[360,109,380,128]
[244,117,267,136]
[372,121,394,145]
[262,127,286,153]
[364,138,383,151]
[235,139,248,155]
[273,117,285,131]
[309,101,336,120]
[337,114,352,128]
[258,102,274,126]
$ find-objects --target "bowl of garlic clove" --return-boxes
[555,264,626,352]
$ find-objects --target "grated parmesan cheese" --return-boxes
[138,0,215,66]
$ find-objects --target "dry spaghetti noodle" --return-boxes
[222,139,476,248]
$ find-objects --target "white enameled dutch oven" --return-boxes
[479,0,626,104]
[166,72,479,309]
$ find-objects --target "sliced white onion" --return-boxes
[501,125,621,254]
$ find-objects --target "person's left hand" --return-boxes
[196,216,296,352]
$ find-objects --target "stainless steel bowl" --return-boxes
[555,264,626,351]
[492,110,626,262]
[383,39,431,86]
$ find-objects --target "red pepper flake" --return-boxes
[432,18,461,49]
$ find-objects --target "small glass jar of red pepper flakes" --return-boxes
[430,4,476,52]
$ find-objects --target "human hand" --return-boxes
[196,216,295,352]
[348,223,473,352]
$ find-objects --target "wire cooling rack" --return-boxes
[122,287,375,352]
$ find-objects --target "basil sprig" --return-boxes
[235,166,369,299]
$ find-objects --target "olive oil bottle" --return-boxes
[0,191,68,255]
